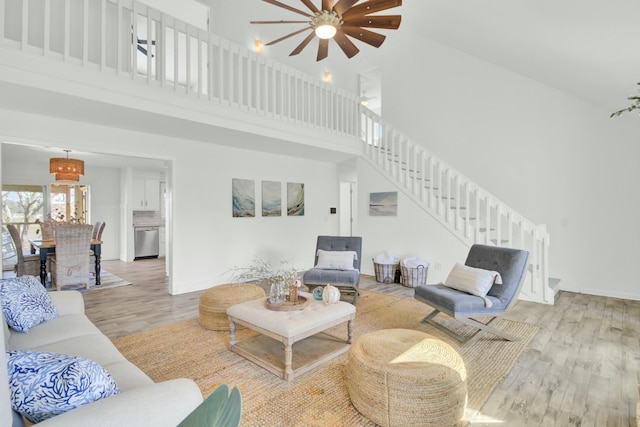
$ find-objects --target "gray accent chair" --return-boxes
[414,244,530,344]
[302,236,362,304]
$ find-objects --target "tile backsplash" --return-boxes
[132,211,163,227]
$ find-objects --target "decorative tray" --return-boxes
[265,295,309,311]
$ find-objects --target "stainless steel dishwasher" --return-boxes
[134,227,159,259]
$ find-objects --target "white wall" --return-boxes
[354,159,468,283]
[0,109,339,295]
[1,156,122,261]
[373,32,640,300]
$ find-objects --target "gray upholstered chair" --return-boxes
[6,224,40,277]
[51,224,94,291]
[302,236,362,304]
[414,244,530,344]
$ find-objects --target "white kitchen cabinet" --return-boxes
[133,178,160,211]
[159,226,166,258]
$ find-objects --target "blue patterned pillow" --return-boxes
[0,276,58,332]
[7,350,120,423]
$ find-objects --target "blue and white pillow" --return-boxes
[0,276,58,332]
[7,350,119,423]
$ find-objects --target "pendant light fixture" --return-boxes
[50,149,84,182]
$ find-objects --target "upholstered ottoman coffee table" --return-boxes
[227,292,356,382]
[346,329,467,427]
[199,283,265,331]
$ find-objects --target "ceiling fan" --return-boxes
[251,0,402,61]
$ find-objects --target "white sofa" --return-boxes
[1,290,203,426]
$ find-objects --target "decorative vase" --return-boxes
[289,283,298,303]
[269,282,285,305]
[322,284,341,304]
[313,287,324,301]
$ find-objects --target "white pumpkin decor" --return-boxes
[322,284,341,304]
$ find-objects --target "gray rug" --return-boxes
[47,270,132,292]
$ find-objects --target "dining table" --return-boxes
[29,238,103,286]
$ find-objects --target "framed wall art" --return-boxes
[369,191,398,216]
[262,180,282,217]
[232,178,255,217]
[287,182,304,216]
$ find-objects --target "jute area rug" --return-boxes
[112,290,538,426]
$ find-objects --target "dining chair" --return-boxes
[90,221,105,273]
[38,219,58,240]
[50,224,94,291]
[92,221,105,240]
[6,224,40,277]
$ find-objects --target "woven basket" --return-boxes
[372,259,399,284]
[400,265,428,288]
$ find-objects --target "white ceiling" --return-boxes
[210,0,640,112]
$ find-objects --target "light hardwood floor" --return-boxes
[86,259,639,426]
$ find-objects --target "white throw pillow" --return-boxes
[315,249,357,270]
[442,263,502,307]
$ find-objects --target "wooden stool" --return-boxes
[198,284,265,331]
[346,329,467,427]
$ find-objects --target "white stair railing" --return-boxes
[361,108,553,305]
[0,0,358,138]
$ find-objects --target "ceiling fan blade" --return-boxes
[290,30,316,55]
[321,0,334,12]
[333,0,360,16]
[343,15,401,29]
[333,29,360,58]
[341,0,401,18]
[341,26,386,47]
[300,0,320,14]
[265,27,313,45]
[250,20,310,24]
[317,38,329,61]
[262,0,313,18]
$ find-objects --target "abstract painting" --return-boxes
[287,182,304,216]
[262,181,281,217]
[232,178,255,217]
[369,192,398,216]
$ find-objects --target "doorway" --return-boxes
[339,182,355,237]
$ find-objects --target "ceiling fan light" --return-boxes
[312,10,341,40]
[315,24,337,39]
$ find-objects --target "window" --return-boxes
[2,184,46,260]
[49,184,88,223]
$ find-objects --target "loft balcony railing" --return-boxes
[0,0,359,137]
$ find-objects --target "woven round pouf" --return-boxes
[198,284,265,331]
[346,329,467,427]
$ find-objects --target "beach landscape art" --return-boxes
[232,178,255,217]
[287,182,304,216]
[262,181,281,217]
[369,191,398,216]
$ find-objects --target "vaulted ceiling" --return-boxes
[208,0,640,113]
